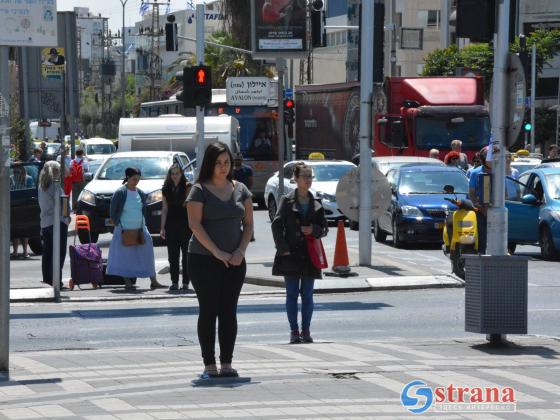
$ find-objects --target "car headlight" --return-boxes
[401,205,423,217]
[146,189,163,205]
[79,189,96,206]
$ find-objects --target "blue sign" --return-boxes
[285,88,293,98]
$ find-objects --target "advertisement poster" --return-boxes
[251,0,307,57]
[0,0,57,47]
[41,47,65,80]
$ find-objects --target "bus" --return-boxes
[140,89,280,207]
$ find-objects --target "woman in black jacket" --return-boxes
[271,162,328,344]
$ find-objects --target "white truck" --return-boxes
[117,115,241,161]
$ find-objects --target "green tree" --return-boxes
[223,0,251,50]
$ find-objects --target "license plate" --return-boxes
[435,222,443,229]
[105,218,113,227]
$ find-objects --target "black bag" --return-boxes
[102,258,136,285]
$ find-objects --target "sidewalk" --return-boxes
[2,335,559,418]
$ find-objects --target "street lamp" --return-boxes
[119,0,129,118]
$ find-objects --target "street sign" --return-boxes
[226,77,271,106]
[336,167,391,222]
[0,0,57,47]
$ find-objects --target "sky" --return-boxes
[57,0,206,32]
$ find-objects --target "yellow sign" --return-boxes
[41,48,65,80]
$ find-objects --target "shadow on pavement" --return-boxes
[11,301,394,320]
[470,341,560,359]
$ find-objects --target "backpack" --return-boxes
[70,159,84,183]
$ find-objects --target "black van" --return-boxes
[10,162,43,255]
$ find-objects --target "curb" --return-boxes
[10,275,464,303]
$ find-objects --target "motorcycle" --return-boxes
[441,184,479,279]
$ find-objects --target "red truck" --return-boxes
[295,77,490,161]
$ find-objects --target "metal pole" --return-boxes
[0,46,11,372]
[359,0,374,266]
[530,43,536,153]
[120,0,128,118]
[556,74,560,148]
[441,0,450,49]
[277,58,286,198]
[21,48,31,159]
[195,4,205,177]
[487,0,509,257]
[53,172,61,302]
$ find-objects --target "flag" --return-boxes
[139,1,149,16]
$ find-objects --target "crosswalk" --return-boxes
[1,337,559,419]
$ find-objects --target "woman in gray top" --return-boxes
[38,161,69,287]
[187,142,254,379]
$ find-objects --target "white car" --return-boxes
[80,138,117,162]
[264,160,356,222]
[511,156,542,175]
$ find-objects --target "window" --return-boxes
[9,165,38,191]
[417,10,440,28]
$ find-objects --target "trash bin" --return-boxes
[464,255,528,335]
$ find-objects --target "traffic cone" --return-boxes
[331,220,352,275]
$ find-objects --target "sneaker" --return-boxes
[181,284,191,293]
[168,283,179,292]
[301,330,313,343]
[290,331,301,344]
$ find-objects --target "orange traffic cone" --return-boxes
[332,220,351,275]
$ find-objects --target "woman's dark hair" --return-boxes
[162,163,187,196]
[293,161,311,178]
[197,142,234,183]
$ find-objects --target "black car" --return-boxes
[10,162,43,255]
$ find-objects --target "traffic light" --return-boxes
[284,98,295,137]
[175,67,192,106]
[191,65,212,107]
[523,121,532,132]
[165,15,178,51]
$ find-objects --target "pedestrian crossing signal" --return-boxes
[191,65,212,107]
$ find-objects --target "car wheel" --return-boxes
[540,225,559,261]
[392,218,404,248]
[507,242,517,255]
[28,237,43,255]
[268,196,277,222]
[349,220,359,231]
[373,219,387,242]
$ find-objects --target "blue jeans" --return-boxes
[284,276,315,332]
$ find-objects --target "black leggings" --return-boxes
[187,253,245,366]
[166,227,192,285]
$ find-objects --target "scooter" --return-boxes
[441,185,479,280]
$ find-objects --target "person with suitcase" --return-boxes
[106,167,164,291]
[161,164,192,292]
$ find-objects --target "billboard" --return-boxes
[0,0,57,47]
[41,47,65,80]
[251,0,308,58]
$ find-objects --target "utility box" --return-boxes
[464,255,528,334]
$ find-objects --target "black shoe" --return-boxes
[301,330,313,343]
[168,283,179,292]
[181,284,192,293]
[290,331,301,344]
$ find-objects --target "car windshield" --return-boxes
[46,144,60,154]
[97,157,170,180]
[311,164,354,182]
[88,160,103,174]
[415,116,489,150]
[86,144,116,155]
[545,174,560,199]
[399,170,468,194]
[375,160,443,175]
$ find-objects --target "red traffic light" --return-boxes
[284,99,294,109]
[196,68,207,85]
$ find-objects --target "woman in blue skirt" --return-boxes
[107,167,165,290]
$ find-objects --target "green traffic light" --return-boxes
[524,122,532,131]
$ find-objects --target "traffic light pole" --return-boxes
[195,4,205,177]
[277,58,286,198]
[530,43,536,153]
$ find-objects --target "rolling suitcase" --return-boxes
[68,215,103,290]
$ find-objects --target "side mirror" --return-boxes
[521,194,538,205]
[443,184,454,194]
[84,173,93,182]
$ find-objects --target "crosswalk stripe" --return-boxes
[241,344,321,362]
[480,369,560,397]
[305,342,401,362]
[355,372,408,394]
[364,342,445,360]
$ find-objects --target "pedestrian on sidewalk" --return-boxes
[161,164,192,292]
[38,161,69,288]
[186,142,254,379]
[271,162,328,344]
[106,167,165,291]
[232,153,255,241]
[469,146,490,254]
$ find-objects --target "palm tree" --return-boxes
[222,0,251,50]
